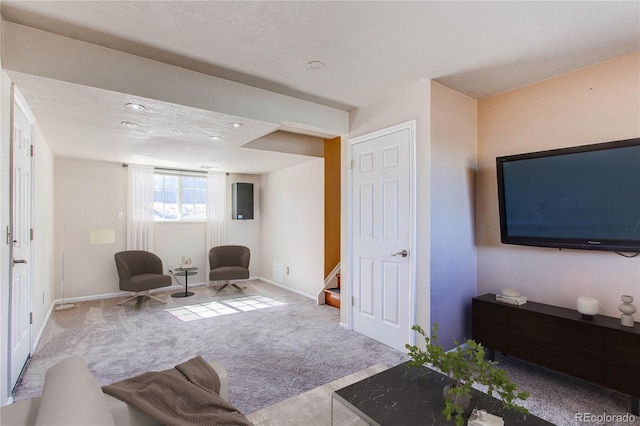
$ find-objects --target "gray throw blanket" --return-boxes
[103,356,253,426]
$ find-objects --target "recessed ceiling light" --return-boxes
[120,121,138,127]
[307,60,324,70]
[126,102,146,111]
[209,136,223,141]
[229,122,244,128]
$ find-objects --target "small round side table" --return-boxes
[170,267,198,298]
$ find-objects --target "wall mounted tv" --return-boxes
[496,137,640,253]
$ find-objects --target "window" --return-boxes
[154,173,207,221]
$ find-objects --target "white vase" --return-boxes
[577,297,599,319]
[619,295,636,327]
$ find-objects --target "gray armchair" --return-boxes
[114,250,171,307]
[209,245,250,293]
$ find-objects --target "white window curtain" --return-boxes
[206,172,227,253]
[127,165,155,250]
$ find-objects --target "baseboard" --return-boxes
[50,277,316,307]
[32,302,55,353]
[256,277,317,302]
[53,282,208,305]
[27,302,55,380]
[339,322,350,330]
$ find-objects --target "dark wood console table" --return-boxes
[472,293,640,415]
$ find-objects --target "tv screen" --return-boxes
[496,137,640,253]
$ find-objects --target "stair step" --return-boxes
[324,287,340,309]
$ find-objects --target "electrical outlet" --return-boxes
[168,266,173,273]
[286,266,290,275]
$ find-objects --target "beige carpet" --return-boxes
[247,364,386,426]
[15,281,409,414]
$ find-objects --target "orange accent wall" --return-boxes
[324,136,341,278]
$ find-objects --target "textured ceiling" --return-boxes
[1,1,638,173]
[8,73,313,174]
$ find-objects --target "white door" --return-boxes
[350,122,414,352]
[10,89,33,391]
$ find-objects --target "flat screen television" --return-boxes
[496,137,640,253]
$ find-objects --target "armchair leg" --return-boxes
[118,291,167,307]
[215,282,229,294]
[147,294,167,304]
[215,281,244,294]
[117,295,140,306]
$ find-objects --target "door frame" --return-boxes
[8,85,35,391]
[345,120,417,347]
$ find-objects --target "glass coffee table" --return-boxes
[332,362,552,425]
[170,267,198,298]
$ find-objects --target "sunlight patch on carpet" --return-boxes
[166,295,286,322]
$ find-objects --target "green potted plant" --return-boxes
[405,323,529,426]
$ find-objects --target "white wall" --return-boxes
[477,52,640,317]
[54,158,125,299]
[346,80,478,347]
[259,159,324,297]
[32,126,55,343]
[348,80,432,333]
[156,173,261,285]
[155,222,207,284]
[53,159,265,298]
[429,82,477,344]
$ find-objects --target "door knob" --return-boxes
[13,259,27,264]
[391,249,408,257]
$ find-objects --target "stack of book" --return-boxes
[496,293,527,306]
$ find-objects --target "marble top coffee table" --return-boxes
[332,362,552,426]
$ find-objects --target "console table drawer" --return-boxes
[552,319,603,355]
[509,309,554,345]
[550,348,604,384]
[508,332,555,367]
[472,299,509,352]
[605,330,640,364]
[605,329,640,395]
[606,360,640,396]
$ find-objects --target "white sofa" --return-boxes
[0,356,229,426]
